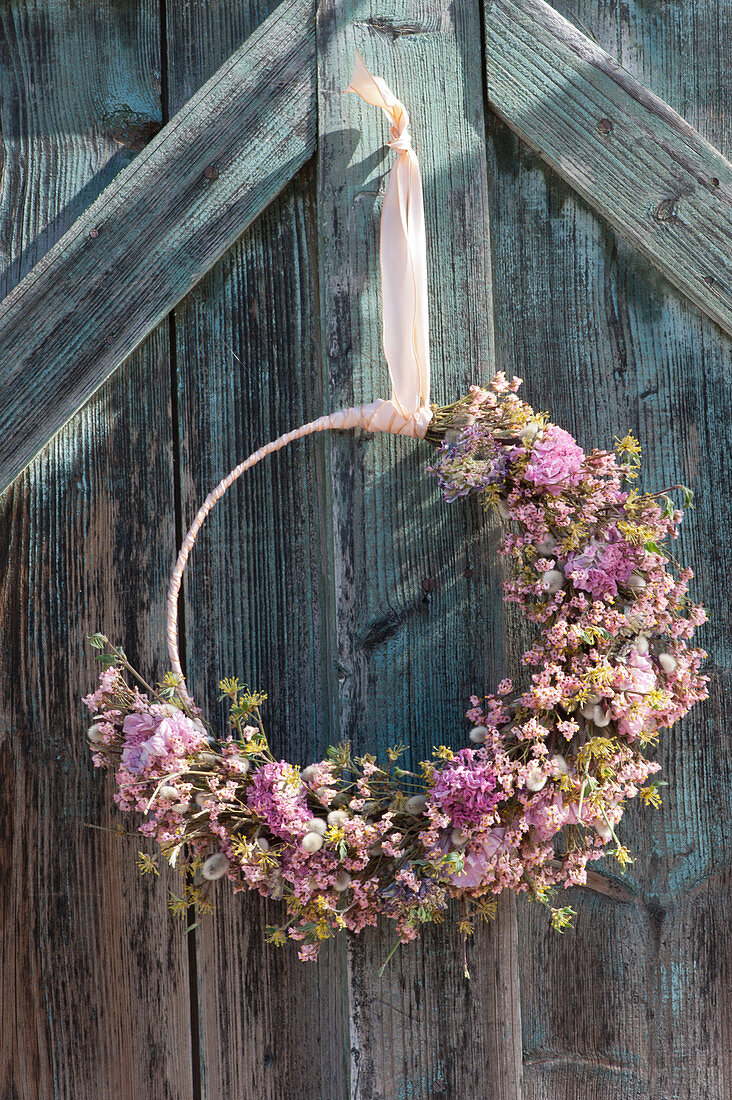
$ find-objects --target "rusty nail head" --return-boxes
[204,164,219,180]
[711,177,720,187]
[422,577,436,593]
[597,118,613,134]
[105,333,114,345]
[462,567,473,579]
[88,227,99,239]
[702,275,716,287]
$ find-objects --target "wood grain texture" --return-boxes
[0,6,193,1096]
[483,0,732,341]
[0,0,315,493]
[164,6,350,1097]
[317,2,522,1096]
[485,0,732,1095]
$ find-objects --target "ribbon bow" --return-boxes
[345,53,432,438]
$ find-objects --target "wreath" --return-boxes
[83,58,708,972]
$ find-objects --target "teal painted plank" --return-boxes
[316,3,522,1097]
[483,0,732,339]
[0,0,315,493]
[0,2,193,1095]
[485,0,732,1095]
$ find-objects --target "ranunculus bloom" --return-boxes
[524,426,584,495]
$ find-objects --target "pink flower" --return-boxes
[565,528,640,599]
[449,829,510,888]
[616,652,656,696]
[246,761,311,841]
[429,749,505,827]
[120,706,208,775]
[524,426,584,496]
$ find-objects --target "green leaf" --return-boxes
[643,540,664,555]
[87,632,106,650]
[94,653,117,667]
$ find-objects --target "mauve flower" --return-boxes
[566,528,640,599]
[246,761,311,841]
[429,749,505,828]
[524,426,584,495]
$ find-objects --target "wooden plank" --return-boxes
[316,4,522,1097]
[482,0,732,341]
[0,4,193,1095]
[164,6,350,1097]
[0,0,315,493]
[484,0,732,1094]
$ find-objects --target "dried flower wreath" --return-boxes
[84,57,707,969]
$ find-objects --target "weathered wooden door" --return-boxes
[1,2,729,1098]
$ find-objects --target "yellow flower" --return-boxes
[136,851,160,876]
[639,785,663,808]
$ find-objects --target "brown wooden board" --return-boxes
[164,5,350,1098]
[316,2,523,1096]
[485,0,732,1096]
[0,3,193,1096]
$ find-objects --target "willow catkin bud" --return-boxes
[256,836,270,851]
[405,794,428,815]
[305,817,327,837]
[87,724,105,744]
[658,653,677,673]
[525,764,547,792]
[536,534,557,555]
[551,754,569,775]
[195,791,215,808]
[333,871,352,892]
[301,832,324,853]
[592,705,612,728]
[199,751,218,766]
[300,765,317,783]
[469,725,489,744]
[540,569,564,594]
[635,634,650,656]
[450,828,469,848]
[158,785,179,801]
[201,853,229,880]
[327,810,349,827]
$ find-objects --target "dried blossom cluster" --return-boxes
[84,373,708,963]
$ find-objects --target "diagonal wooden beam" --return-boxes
[0,0,315,493]
[483,0,732,339]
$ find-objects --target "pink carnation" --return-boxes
[524,426,584,495]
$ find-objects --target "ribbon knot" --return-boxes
[388,128,412,154]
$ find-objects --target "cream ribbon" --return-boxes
[345,52,432,438]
